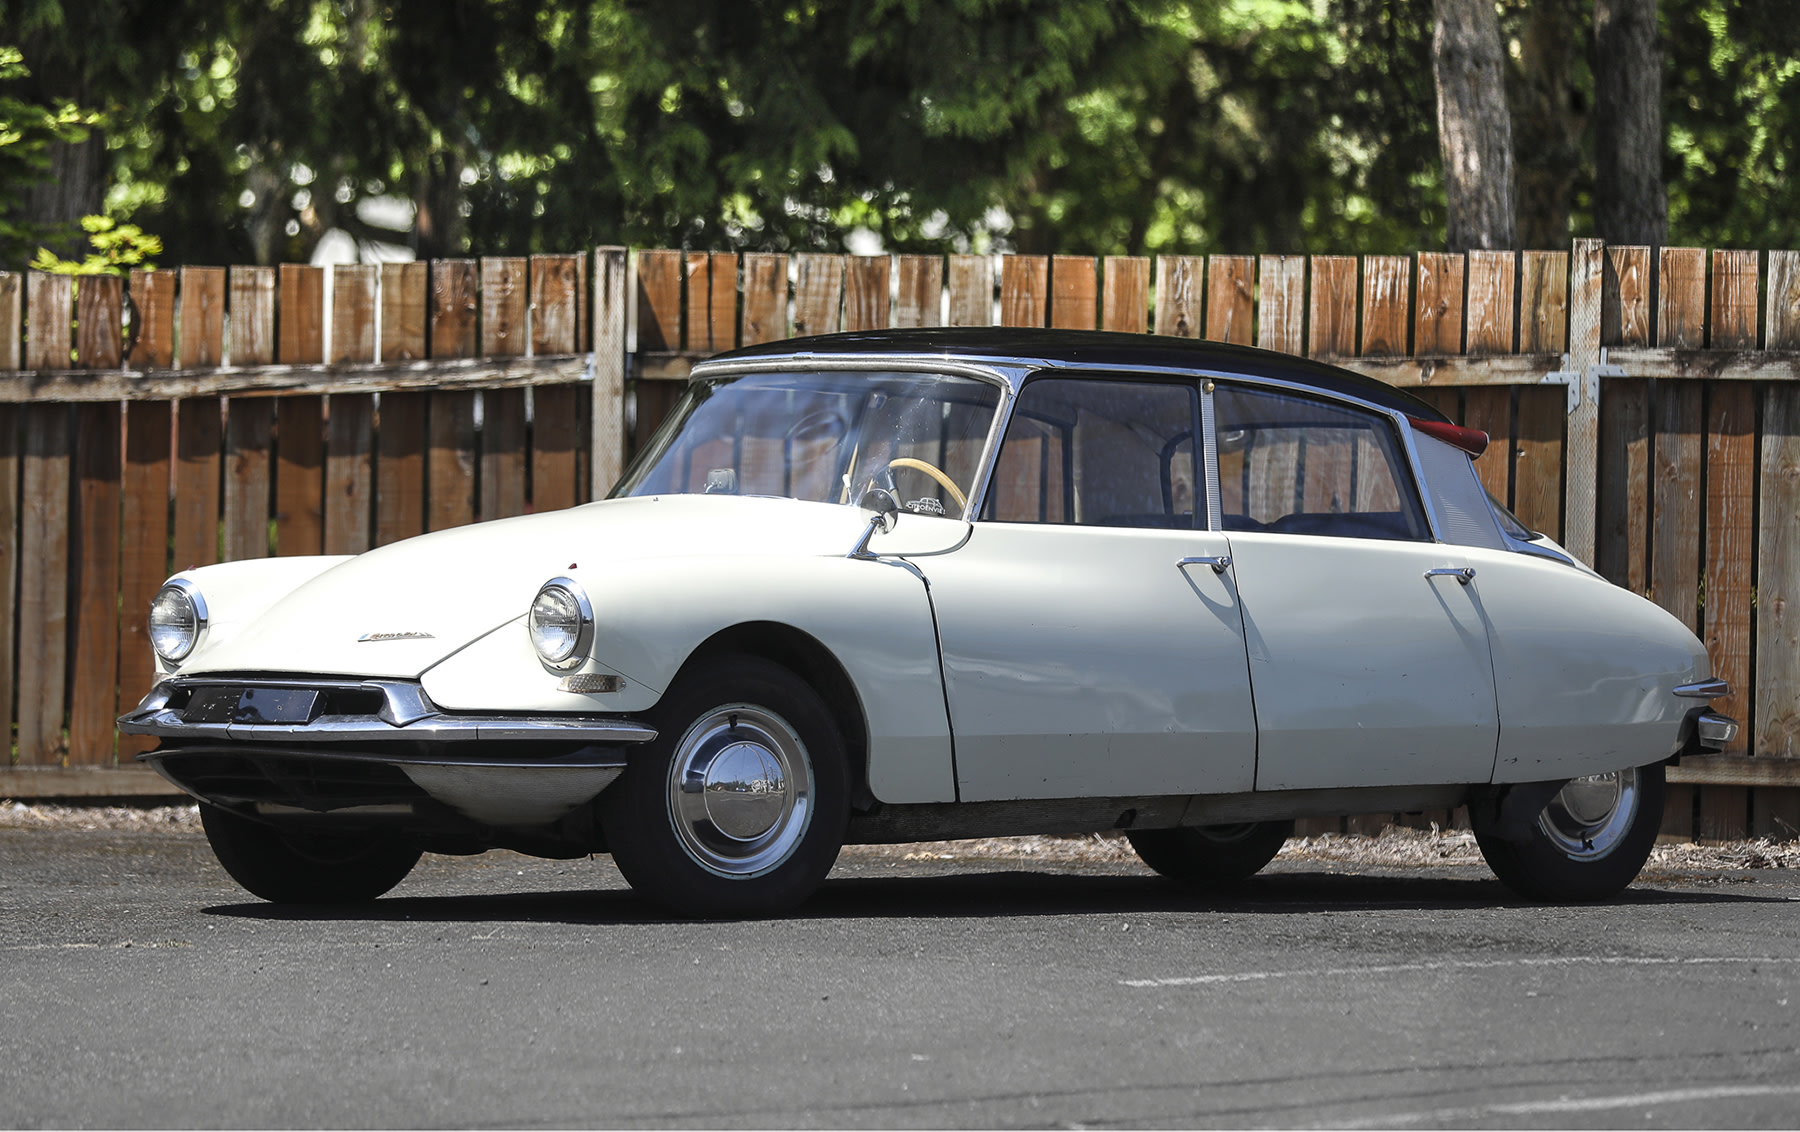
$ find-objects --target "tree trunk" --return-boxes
[1512,0,1585,250]
[1431,0,1517,252]
[1593,0,1666,246]
[16,133,108,260]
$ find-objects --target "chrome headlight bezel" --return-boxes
[148,578,208,664]
[528,577,594,670]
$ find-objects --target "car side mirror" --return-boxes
[848,488,900,559]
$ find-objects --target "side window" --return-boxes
[983,378,1200,529]
[1213,385,1428,541]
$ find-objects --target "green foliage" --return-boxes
[29,214,161,274]
[0,43,102,263]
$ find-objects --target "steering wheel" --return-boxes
[886,457,967,512]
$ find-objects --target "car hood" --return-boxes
[180,494,968,679]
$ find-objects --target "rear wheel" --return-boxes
[199,804,421,903]
[1473,763,1664,902]
[1127,820,1294,886]
[601,655,849,918]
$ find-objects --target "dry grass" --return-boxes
[6,800,1796,872]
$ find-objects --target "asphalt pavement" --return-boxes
[3,823,1798,1128]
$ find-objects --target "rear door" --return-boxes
[1210,383,1500,791]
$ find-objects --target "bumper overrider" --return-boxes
[119,677,657,830]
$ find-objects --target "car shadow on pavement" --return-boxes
[200,866,1792,925]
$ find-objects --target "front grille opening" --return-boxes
[159,751,428,811]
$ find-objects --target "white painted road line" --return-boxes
[1121,954,1800,987]
[1336,1083,1800,1128]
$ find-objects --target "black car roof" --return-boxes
[709,327,1448,422]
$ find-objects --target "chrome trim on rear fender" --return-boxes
[1675,679,1729,699]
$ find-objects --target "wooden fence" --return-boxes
[0,240,1795,842]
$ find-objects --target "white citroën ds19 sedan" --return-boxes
[122,328,1738,916]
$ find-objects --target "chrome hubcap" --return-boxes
[667,704,812,877]
[1539,768,1640,860]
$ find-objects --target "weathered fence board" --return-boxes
[129,269,175,369]
[1308,256,1356,360]
[1257,255,1305,356]
[17,403,70,763]
[275,395,324,555]
[1001,256,1048,328]
[1050,255,1096,330]
[232,266,276,366]
[117,399,169,757]
[1361,256,1409,357]
[481,258,527,357]
[76,276,123,370]
[896,255,942,329]
[381,262,428,362]
[69,402,120,764]
[1155,256,1203,339]
[178,267,225,368]
[324,393,374,555]
[794,254,843,339]
[1415,252,1465,355]
[1103,257,1149,334]
[846,256,890,332]
[948,256,993,327]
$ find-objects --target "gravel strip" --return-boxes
[5,799,1795,872]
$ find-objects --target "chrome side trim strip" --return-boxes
[1675,679,1729,700]
[138,743,633,771]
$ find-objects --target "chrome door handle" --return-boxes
[1424,566,1476,585]
[1178,555,1232,575]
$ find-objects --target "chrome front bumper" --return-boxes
[119,677,657,827]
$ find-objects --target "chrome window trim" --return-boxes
[675,357,1015,523]
[1199,381,1222,531]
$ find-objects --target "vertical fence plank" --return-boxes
[1658,248,1706,347]
[1704,382,1754,752]
[231,266,277,366]
[68,402,120,765]
[1154,256,1204,338]
[636,249,683,351]
[1757,385,1800,757]
[1514,389,1565,541]
[533,385,582,513]
[947,256,993,327]
[1360,256,1410,357]
[681,252,711,351]
[430,259,478,359]
[279,264,325,364]
[376,391,427,546]
[1050,255,1097,329]
[1414,252,1466,355]
[75,275,123,369]
[741,253,789,346]
[530,254,581,356]
[1769,251,1800,350]
[1563,239,1605,568]
[590,246,629,499]
[428,390,478,530]
[896,255,942,329]
[1257,255,1305,356]
[1464,388,1512,502]
[706,252,739,348]
[173,399,222,569]
[1101,257,1149,334]
[1205,256,1254,345]
[481,257,528,357]
[1602,246,1650,348]
[1520,251,1570,353]
[1699,787,1749,842]
[793,254,844,338]
[117,399,170,757]
[223,398,273,561]
[275,395,324,555]
[845,256,891,331]
[483,388,528,520]
[1465,250,1516,354]
[331,265,376,364]
[0,408,17,758]
[128,270,175,369]
[26,273,72,370]
[177,267,225,369]
[1711,250,1760,349]
[324,393,374,555]
[380,262,428,361]
[1307,255,1357,359]
[0,271,20,370]
[1652,382,1704,631]
[1598,376,1651,592]
[17,403,70,764]
[1000,256,1049,327]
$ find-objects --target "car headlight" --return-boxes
[528,577,593,669]
[148,579,208,663]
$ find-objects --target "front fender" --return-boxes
[155,556,353,677]
[421,553,956,804]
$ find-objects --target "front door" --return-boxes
[921,376,1258,801]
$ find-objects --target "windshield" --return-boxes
[615,371,1003,519]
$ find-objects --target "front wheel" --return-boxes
[1473,763,1664,902]
[601,655,849,918]
[199,804,422,903]
[1127,820,1294,886]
